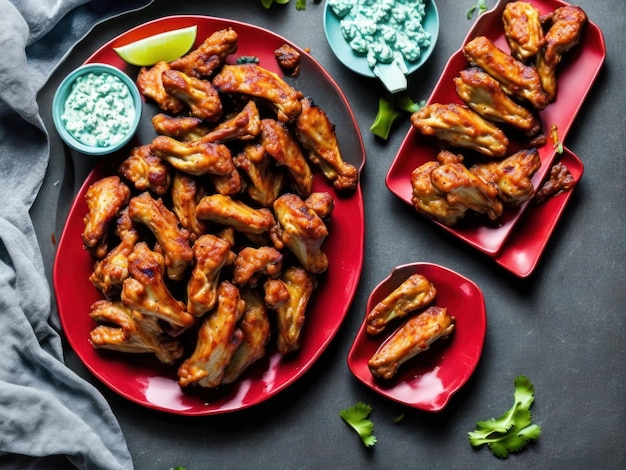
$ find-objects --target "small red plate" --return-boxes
[386,0,605,255]
[53,16,365,415]
[347,263,486,412]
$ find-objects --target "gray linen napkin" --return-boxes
[0,0,149,468]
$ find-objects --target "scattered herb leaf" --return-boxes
[370,94,425,140]
[236,55,260,64]
[340,402,377,447]
[468,375,542,459]
[394,413,405,423]
[467,0,488,20]
[261,0,305,9]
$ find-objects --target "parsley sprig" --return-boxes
[467,0,488,20]
[340,402,377,447]
[261,0,306,10]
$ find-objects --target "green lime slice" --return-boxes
[114,25,198,66]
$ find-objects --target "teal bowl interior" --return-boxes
[52,63,142,156]
[323,0,440,78]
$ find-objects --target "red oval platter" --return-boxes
[53,16,366,415]
[347,263,487,412]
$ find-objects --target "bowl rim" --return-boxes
[52,62,142,156]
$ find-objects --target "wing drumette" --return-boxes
[151,114,210,142]
[169,27,238,79]
[232,246,283,288]
[199,100,261,144]
[136,61,185,114]
[150,135,235,177]
[502,1,545,61]
[118,144,171,196]
[170,171,208,241]
[196,193,277,236]
[233,143,286,207]
[161,69,223,122]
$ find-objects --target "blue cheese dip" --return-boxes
[328,0,432,71]
[61,71,136,148]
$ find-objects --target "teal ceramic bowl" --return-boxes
[52,63,142,156]
[324,0,439,82]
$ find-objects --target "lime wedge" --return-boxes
[114,25,198,66]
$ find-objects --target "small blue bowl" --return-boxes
[52,63,142,156]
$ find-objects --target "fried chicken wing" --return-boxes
[273,193,329,274]
[89,208,139,298]
[454,67,542,137]
[232,246,283,287]
[366,274,437,337]
[178,281,245,388]
[151,114,210,141]
[186,234,234,317]
[233,143,286,207]
[128,191,193,281]
[304,191,335,219]
[502,1,545,61]
[170,172,208,241]
[150,135,235,177]
[196,193,277,235]
[535,6,587,101]
[82,175,131,258]
[294,97,359,191]
[534,160,576,203]
[118,144,171,196]
[121,242,195,331]
[199,100,261,144]
[463,35,550,110]
[411,103,509,158]
[170,27,238,79]
[274,43,301,78]
[264,266,316,355]
[89,299,184,365]
[260,118,313,197]
[136,61,185,114]
[470,147,541,205]
[368,306,455,380]
[212,64,303,122]
[161,69,223,122]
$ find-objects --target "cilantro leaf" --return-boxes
[469,376,541,458]
[467,0,488,20]
[340,402,377,447]
[370,94,424,140]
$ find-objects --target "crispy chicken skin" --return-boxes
[454,67,542,137]
[221,288,271,384]
[161,69,223,122]
[463,36,550,110]
[150,135,235,177]
[368,306,455,380]
[411,103,509,158]
[212,64,304,122]
[151,114,210,141]
[118,144,171,196]
[502,1,545,61]
[89,208,139,298]
[264,266,316,355]
[186,234,234,317]
[260,118,313,197]
[89,300,184,365]
[169,27,238,79]
[128,191,193,281]
[196,193,277,235]
[535,6,587,101]
[82,175,131,258]
[199,100,261,144]
[233,143,286,207]
[121,242,195,332]
[470,147,541,205]
[178,281,245,388]
[535,160,576,203]
[274,43,301,78]
[294,97,359,191]
[273,193,330,274]
[170,172,208,241]
[136,61,185,114]
[366,274,437,337]
[233,246,283,287]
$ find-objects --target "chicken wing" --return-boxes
[454,67,542,137]
[121,242,195,332]
[161,69,223,122]
[186,234,234,317]
[366,274,437,337]
[82,175,131,258]
[232,246,283,287]
[463,35,550,110]
[150,135,235,177]
[470,147,541,205]
[294,97,359,191]
[534,160,576,203]
[274,43,301,78]
[151,114,210,141]
[89,299,184,365]
[502,1,545,61]
[535,6,587,101]
[368,306,455,380]
[199,100,261,144]
[196,193,277,235]
[411,103,509,158]
[212,64,303,122]
[170,27,238,79]
[178,281,245,388]
[128,191,193,281]
[118,144,171,196]
[233,143,286,207]
[273,192,329,274]
[260,118,313,197]
[170,171,208,241]
[136,61,185,114]
[264,266,316,355]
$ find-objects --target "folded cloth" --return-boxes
[0,0,149,468]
